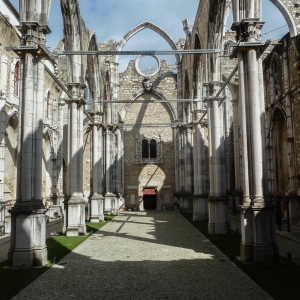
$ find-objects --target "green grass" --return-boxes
[0,217,114,300]
[182,213,300,300]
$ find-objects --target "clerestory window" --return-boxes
[13,62,19,96]
[46,91,51,119]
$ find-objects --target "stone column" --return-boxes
[64,84,86,236]
[232,15,278,262]
[193,120,207,221]
[231,98,241,196]
[237,51,254,261]
[0,55,8,228]
[57,102,66,208]
[207,83,230,234]
[177,127,184,210]
[89,113,102,222]
[0,94,6,229]
[185,126,193,213]
[8,51,47,266]
[104,129,117,214]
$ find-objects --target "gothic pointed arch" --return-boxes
[116,21,179,63]
[60,0,84,83]
[120,87,177,122]
[221,73,238,100]
[229,0,297,37]
[193,32,202,99]
[87,33,102,111]
[269,0,297,37]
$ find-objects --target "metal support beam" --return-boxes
[60,98,204,103]
[215,65,238,98]
[54,49,222,56]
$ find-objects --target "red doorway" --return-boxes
[143,188,157,210]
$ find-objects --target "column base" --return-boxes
[215,222,231,234]
[193,195,208,221]
[193,212,207,221]
[89,193,103,222]
[208,196,230,234]
[239,203,279,262]
[208,222,215,234]
[105,193,118,215]
[253,245,278,263]
[240,243,254,262]
[8,205,48,267]
[65,196,86,236]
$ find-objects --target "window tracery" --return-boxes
[13,62,19,97]
[136,136,163,164]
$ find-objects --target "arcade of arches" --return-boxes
[1,0,300,266]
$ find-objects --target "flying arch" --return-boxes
[269,0,297,37]
[87,33,102,111]
[120,87,177,122]
[116,21,179,63]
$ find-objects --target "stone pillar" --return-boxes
[185,126,193,213]
[64,84,86,236]
[231,98,241,200]
[8,51,47,266]
[57,102,66,208]
[193,120,207,221]
[231,15,278,262]
[174,128,180,202]
[207,82,230,234]
[0,55,8,228]
[89,113,104,222]
[0,94,6,229]
[7,16,53,266]
[104,129,117,214]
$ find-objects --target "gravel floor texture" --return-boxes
[12,211,271,300]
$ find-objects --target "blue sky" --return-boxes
[10,0,288,72]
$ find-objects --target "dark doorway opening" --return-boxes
[143,195,157,210]
[143,188,157,210]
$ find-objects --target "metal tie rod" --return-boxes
[61,99,204,103]
[55,49,222,56]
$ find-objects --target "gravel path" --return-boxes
[12,211,271,300]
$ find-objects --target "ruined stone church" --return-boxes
[1,0,300,266]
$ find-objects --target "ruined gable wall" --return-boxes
[119,59,177,210]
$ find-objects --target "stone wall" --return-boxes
[119,57,177,210]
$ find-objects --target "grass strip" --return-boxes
[0,217,114,300]
[182,212,300,300]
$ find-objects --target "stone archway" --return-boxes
[116,21,180,63]
[87,33,102,112]
[120,87,177,123]
[269,0,298,37]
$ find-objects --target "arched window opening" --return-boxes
[136,137,163,164]
[150,139,157,158]
[193,34,201,99]
[13,62,19,96]
[271,55,282,102]
[142,139,149,158]
[85,83,91,110]
[46,91,51,118]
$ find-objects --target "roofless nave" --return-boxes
[1,0,300,267]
